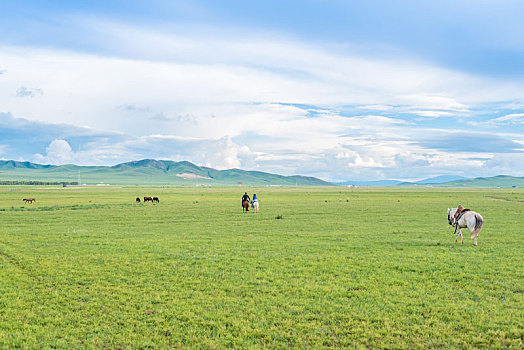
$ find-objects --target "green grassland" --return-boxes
[0,187,522,348]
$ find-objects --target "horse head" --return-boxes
[447,208,457,226]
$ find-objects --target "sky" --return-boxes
[0,0,523,182]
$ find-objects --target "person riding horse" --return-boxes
[242,192,250,207]
[251,193,258,206]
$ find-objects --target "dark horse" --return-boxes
[144,196,153,203]
[153,197,159,203]
[23,198,36,203]
[136,197,141,203]
[242,200,250,212]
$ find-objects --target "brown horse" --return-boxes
[144,196,153,203]
[23,198,36,203]
[242,200,250,212]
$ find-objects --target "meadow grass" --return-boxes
[0,186,522,348]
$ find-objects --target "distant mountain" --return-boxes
[335,174,523,188]
[396,175,469,186]
[2,160,522,187]
[0,160,55,170]
[335,180,403,187]
[0,159,332,186]
[414,175,468,184]
[397,175,524,187]
[437,175,524,188]
[337,175,466,187]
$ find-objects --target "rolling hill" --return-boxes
[1,160,522,187]
[338,174,523,188]
[434,175,524,188]
[0,159,332,186]
[394,175,523,187]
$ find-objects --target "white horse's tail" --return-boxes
[471,213,484,239]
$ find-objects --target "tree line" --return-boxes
[0,180,77,186]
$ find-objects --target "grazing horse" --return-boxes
[136,197,141,203]
[251,200,259,213]
[153,197,159,203]
[144,196,153,203]
[242,200,250,212]
[447,207,484,246]
[23,198,36,204]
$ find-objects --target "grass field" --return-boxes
[0,186,522,348]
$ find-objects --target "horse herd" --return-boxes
[137,196,159,203]
[18,196,484,246]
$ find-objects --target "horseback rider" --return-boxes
[242,192,250,207]
[252,193,258,204]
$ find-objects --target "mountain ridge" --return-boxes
[0,159,332,186]
[337,174,523,188]
[1,160,523,187]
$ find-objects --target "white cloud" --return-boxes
[490,113,524,125]
[202,136,254,170]
[1,24,521,137]
[410,110,452,118]
[346,155,385,168]
[33,139,74,165]
[16,86,44,98]
[356,105,395,111]
[483,153,524,177]
[1,19,524,181]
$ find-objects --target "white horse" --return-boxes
[251,200,259,213]
[447,208,484,246]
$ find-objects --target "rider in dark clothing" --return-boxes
[242,192,250,206]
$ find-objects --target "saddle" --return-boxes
[454,206,470,222]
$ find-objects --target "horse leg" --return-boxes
[455,228,463,245]
[473,230,479,247]
[468,224,479,246]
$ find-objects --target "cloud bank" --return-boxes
[0,7,523,181]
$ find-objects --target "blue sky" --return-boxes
[0,0,523,181]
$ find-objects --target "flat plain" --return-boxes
[0,186,522,348]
